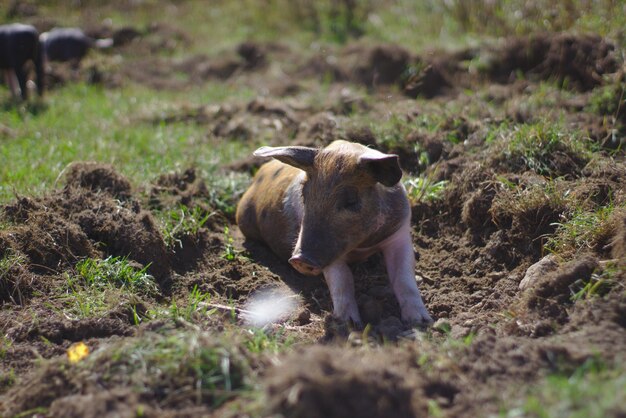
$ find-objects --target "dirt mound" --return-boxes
[84,25,142,47]
[0,190,102,295]
[6,316,133,344]
[149,168,209,210]
[297,33,619,97]
[176,53,242,81]
[72,193,169,284]
[610,211,626,260]
[120,41,285,90]
[0,247,34,304]
[148,98,303,142]
[0,163,170,290]
[44,59,121,90]
[237,41,268,70]
[48,389,153,418]
[64,162,133,200]
[225,155,266,174]
[347,44,411,87]
[144,22,192,53]
[1,328,250,417]
[298,44,412,89]
[402,50,470,98]
[266,346,427,418]
[1,203,97,274]
[523,256,599,323]
[293,112,340,147]
[148,168,220,274]
[485,33,618,91]
[295,33,619,98]
[265,324,625,418]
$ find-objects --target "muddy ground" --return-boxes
[1,10,626,418]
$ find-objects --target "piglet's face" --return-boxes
[254,142,402,275]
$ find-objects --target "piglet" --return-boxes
[236,140,433,326]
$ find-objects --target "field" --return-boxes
[1,1,625,417]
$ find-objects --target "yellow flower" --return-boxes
[67,341,90,364]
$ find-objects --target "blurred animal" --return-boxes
[0,23,44,100]
[237,140,433,327]
[40,28,113,66]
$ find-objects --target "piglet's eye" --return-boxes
[339,187,360,211]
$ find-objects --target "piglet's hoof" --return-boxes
[348,318,364,331]
[323,315,360,339]
[402,310,434,328]
[332,314,364,331]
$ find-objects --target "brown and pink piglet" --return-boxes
[236,140,433,326]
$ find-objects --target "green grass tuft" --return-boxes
[159,205,214,249]
[587,83,626,118]
[501,358,626,418]
[207,172,251,219]
[222,226,241,261]
[404,175,448,203]
[166,285,216,322]
[75,256,158,295]
[94,330,252,408]
[501,122,592,177]
[59,256,159,319]
[0,250,26,281]
[569,260,624,302]
[244,328,296,354]
[545,205,618,257]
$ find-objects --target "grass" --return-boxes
[159,205,214,248]
[0,250,26,281]
[62,279,127,319]
[0,250,28,304]
[74,256,158,295]
[404,175,448,203]
[244,328,296,354]
[370,110,465,150]
[439,0,626,38]
[11,0,623,57]
[90,329,252,408]
[545,205,620,257]
[0,82,255,204]
[587,83,626,118]
[206,171,251,219]
[166,285,216,322]
[499,121,593,177]
[501,358,626,418]
[491,179,569,231]
[59,256,158,319]
[569,260,624,302]
[221,226,240,261]
[0,336,12,360]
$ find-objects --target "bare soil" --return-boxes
[1,15,626,418]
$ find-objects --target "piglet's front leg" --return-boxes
[323,260,362,327]
[382,223,433,326]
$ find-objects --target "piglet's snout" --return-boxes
[289,254,322,276]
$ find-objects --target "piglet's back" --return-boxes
[236,160,302,260]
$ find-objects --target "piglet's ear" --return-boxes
[359,153,402,187]
[254,146,318,171]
